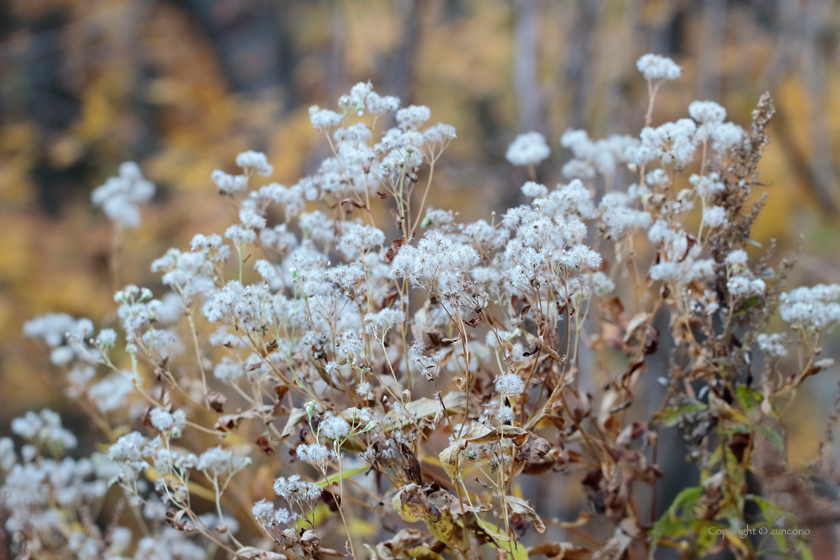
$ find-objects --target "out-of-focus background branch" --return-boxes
[1,0,840,552]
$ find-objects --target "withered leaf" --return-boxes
[516,436,552,463]
[280,408,308,439]
[803,358,835,380]
[391,483,429,523]
[273,384,289,402]
[439,444,463,480]
[541,342,565,364]
[215,405,273,431]
[623,312,648,343]
[410,323,447,354]
[621,358,645,385]
[616,421,648,447]
[501,339,515,370]
[385,237,405,262]
[440,424,530,481]
[729,431,751,463]
[165,507,192,531]
[207,390,227,413]
[340,198,365,209]
[643,325,660,355]
[506,496,546,533]
[382,391,467,431]
[464,315,482,328]
[564,390,591,423]
[523,341,541,357]
[399,443,423,485]
[256,435,274,456]
[459,423,529,446]
[374,528,425,559]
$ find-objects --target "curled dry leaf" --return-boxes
[505,496,546,533]
[369,528,427,560]
[383,391,467,430]
[623,313,649,344]
[207,390,227,413]
[215,405,274,431]
[439,424,530,480]
[280,408,308,439]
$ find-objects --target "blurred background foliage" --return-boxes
[1,0,840,534]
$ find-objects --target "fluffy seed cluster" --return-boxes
[780,284,840,329]
[636,53,681,81]
[91,162,156,228]
[506,132,551,166]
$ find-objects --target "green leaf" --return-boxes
[481,521,529,560]
[748,495,785,524]
[755,425,785,452]
[736,295,762,314]
[772,532,789,554]
[736,386,762,418]
[756,550,797,558]
[652,486,703,541]
[653,402,707,427]
[317,465,368,488]
[695,522,723,554]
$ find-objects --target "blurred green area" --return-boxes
[1,0,839,469]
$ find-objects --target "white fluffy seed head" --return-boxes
[494,373,525,395]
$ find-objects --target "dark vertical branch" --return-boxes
[604,0,640,135]
[382,0,423,103]
[563,0,601,130]
[323,1,348,101]
[801,0,837,212]
[512,0,543,132]
[760,0,800,91]
[697,0,726,100]
[125,0,159,161]
[22,7,86,215]
[646,0,687,58]
[762,0,837,214]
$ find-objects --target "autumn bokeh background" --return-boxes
[2,0,840,517]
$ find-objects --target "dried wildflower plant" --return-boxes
[5,58,839,560]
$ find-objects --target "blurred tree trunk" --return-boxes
[563,0,601,130]
[605,0,639,135]
[0,511,8,560]
[760,0,798,90]
[697,0,725,100]
[17,7,88,215]
[323,1,348,101]
[603,0,639,196]
[762,0,837,213]
[172,0,298,110]
[513,0,543,132]
[126,0,159,161]
[646,0,687,60]
[382,0,423,104]
[802,0,837,212]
